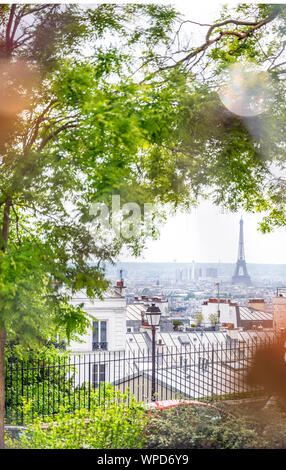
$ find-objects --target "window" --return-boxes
[92,321,107,350]
[92,363,106,389]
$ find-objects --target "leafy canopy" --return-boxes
[1,3,286,347]
[0,4,181,344]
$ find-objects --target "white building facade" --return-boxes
[69,285,126,353]
[201,299,237,326]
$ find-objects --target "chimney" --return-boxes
[114,270,126,296]
[248,299,265,312]
[157,338,164,354]
[273,293,286,332]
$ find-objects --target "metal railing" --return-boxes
[5,335,275,425]
[92,341,108,350]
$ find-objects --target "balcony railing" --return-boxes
[92,341,108,351]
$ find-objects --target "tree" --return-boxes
[194,314,203,326]
[0,3,185,448]
[208,313,218,327]
[173,320,183,331]
[0,2,286,449]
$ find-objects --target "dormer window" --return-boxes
[92,321,107,350]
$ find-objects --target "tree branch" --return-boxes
[5,4,16,57]
[1,197,11,251]
[24,99,58,152]
[146,10,279,76]
[38,122,78,151]
[11,203,21,245]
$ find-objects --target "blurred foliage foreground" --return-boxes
[6,391,286,449]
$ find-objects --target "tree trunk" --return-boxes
[0,198,11,448]
[0,327,7,449]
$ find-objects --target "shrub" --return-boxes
[6,385,147,449]
[143,404,260,449]
[221,401,286,449]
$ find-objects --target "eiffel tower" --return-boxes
[231,218,252,286]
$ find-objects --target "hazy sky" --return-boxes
[132,203,286,264]
[119,0,286,265]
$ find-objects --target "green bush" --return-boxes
[220,401,286,449]
[6,385,147,449]
[143,404,260,449]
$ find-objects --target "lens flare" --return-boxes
[246,336,286,410]
[219,63,271,117]
[0,59,39,150]
[0,59,38,116]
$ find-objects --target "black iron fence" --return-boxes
[5,336,275,425]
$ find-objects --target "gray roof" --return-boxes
[238,306,273,322]
[113,360,251,399]
[126,303,147,321]
[126,329,274,353]
[71,287,125,301]
[117,329,275,400]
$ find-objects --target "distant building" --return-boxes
[175,269,182,283]
[191,261,195,281]
[195,268,202,280]
[127,296,187,333]
[201,298,273,329]
[232,218,252,286]
[273,289,286,332]
[205,268,218,279]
